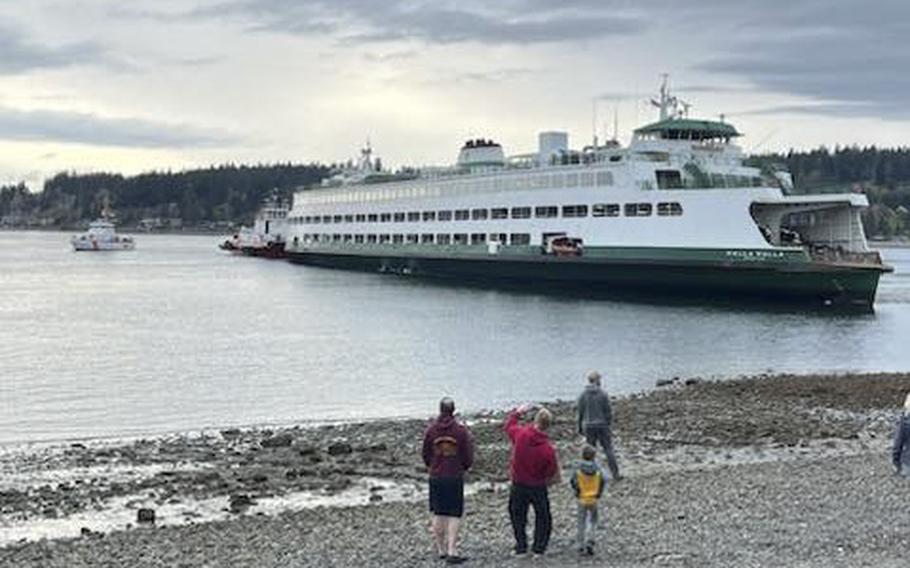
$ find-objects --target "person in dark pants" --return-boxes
[577,371,621,480]
[422,397,474,565]
[504,404,559,557]
[893,393,910,477]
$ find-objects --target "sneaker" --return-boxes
[445,556,467,565]
[512,549,527,557]
[585,545,594,556]
[438,554,448,560]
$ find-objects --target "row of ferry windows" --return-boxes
[302,233,532,246]
[293,202,683,225]
[303,171,616,206]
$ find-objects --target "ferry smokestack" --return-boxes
[538,131,568,166]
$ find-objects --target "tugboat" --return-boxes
[71,207,136,251]
[219,196,289,259]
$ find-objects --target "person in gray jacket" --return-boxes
[577,371,621,480]
[892,393,910,477]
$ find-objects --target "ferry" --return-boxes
[71,218,135,251]
[219,197,289,259]
[284,80,892,308]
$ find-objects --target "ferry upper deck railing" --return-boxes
[807,245,884,267]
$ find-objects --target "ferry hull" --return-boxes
[287,249,884,309]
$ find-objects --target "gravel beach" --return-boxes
[3,372,910,567]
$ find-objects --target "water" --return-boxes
[1,231,908,445]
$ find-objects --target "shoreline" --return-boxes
[3,371,910,566]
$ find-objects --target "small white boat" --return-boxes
[71,219,136,251]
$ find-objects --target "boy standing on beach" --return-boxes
[422,397,474,565]
[570,445,606,555]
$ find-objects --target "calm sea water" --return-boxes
[1,231,909,444]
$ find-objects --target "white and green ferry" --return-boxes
[285,81,891,308]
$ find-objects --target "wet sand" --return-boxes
[2,372,910,567]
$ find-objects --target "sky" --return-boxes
[1,0,908,188]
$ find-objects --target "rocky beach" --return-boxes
[2,372,910,567]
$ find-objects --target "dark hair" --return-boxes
[439,397,455,416]
[582,444,596,461]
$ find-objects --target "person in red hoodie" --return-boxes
[504,404,559,556]
[422,397,474,565]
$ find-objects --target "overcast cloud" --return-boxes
[0,0,907,184]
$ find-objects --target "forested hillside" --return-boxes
[0,163,329,230]
[1,147,909,236]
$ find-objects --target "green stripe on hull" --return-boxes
[287,245,884,309]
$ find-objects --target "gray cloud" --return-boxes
[0,106,236,148]
[166,0,646,45]
[0,24,111,75]
[692,0,910,119]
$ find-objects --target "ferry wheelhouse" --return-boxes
[285,81,891,308]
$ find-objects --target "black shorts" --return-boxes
[429,477,464,518]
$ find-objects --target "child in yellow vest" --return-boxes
[570,444,606,555]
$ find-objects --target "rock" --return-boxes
[229,494,255,514]
[137,508,156,524]
[221,428,242,440]
[369,493,383,503]
[685,377,703,386]
[80,527,93,537]
[261,433,293,448]
[297,444,319,456]
[327,441,353,456]
[656,378,676,387]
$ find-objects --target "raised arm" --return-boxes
[504,409,521,443]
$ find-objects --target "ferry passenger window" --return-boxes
[562,205,588,218]
[368,214,379,222]
[510,233,531,245]
[423,211,436,221]
[453,233,468,245]
[438,210,453,221]
[379,234,391,243]
[511,207,531,219]
[343,234,353,242]
[580,173,595,186]
[332,234,342,242]
[534,206,558,218]
[421,234,434,244]
[710,174,726,188]
[437,234,451,245]
[333,215,342,223]
[392,234,404,244]
[596,172,614,186]
[566,174,579,188]
[655,170,683,190]
[489,233,507,243]
[322,215,332,223]
[394,212,405,222]
[657,202,671,216]
[344,215,354,223]
[355,214,366,222]
[408,212,420,222]
[367,234,378,243]
[304,216,312,223]
[470,233,486,245]
[455,209,470,221]
[624,203,653,217]
[472,208,488,220]
[550,174,564,188]
[406,234,419,244]
[380,213,392,222]
[354,235,365,243]
[491,208,508,219]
